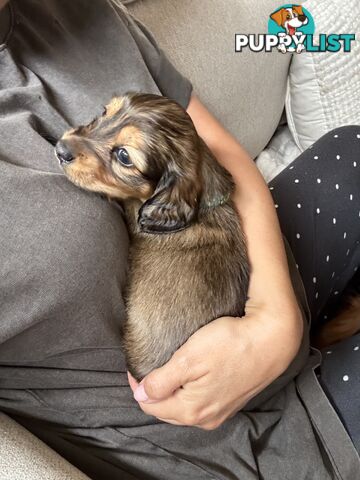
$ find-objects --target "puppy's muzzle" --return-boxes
[55,140,74,165]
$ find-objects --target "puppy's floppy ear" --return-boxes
[270,8,286,26]
[293,5,304,16]
[138,171,200,234]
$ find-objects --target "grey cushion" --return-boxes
[127,0,291,158]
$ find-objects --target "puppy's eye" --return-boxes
[113,147,133,167]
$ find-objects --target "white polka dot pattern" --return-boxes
[267,127,359,347]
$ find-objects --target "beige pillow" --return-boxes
[126,0,291,158]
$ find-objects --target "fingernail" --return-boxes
[134,384,149,403]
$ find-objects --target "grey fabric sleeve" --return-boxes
[112,2,193,109]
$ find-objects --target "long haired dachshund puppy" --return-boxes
[55,93,250,381]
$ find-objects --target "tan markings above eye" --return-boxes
[105,97,125,117]
[116,125,145,151]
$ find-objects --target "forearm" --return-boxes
[187,95,303,351]
[221,147,297,314]
[231,156,303,356]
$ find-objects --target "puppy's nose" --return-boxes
[298,14,306,22]
[55,141,74,164]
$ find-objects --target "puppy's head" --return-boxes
[270,5,308,30]
[56,93,202,234]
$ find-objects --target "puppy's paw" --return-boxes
[296,44,306,54]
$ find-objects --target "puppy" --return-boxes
[55,93,250,381]
[270,5,308,53]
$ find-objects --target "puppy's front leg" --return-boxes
[296,44,305,53]
[277,32,288,54]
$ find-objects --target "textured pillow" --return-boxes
[127,0,291,159]
[256,124,302,182]
[286,0,360,151]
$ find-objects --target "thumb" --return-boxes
[134,351,194,403]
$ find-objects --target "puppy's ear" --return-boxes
[138,171,199,234]
[293,5,304,16]
[270,8,286,26]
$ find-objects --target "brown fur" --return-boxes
[270,5,305,28]
[315,295,360,349]
[56,93,250,381]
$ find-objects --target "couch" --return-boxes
[1,0,358,477]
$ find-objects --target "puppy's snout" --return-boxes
[298,14,306,22]
[55,140,74,165]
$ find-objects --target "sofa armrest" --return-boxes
[0,413,90,480]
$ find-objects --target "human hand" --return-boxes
[127,306,303,430]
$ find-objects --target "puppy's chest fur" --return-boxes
[122,194,249,381]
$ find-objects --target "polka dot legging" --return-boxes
[268,125,360,451]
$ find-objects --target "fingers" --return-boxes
[138,386,186,419]
[138,384,214,427]
[138,349,201,402]
[156,417,183,426]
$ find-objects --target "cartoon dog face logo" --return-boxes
[270,5,309,53]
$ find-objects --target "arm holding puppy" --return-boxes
[128,94,304,430]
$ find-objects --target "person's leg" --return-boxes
[268,125,360,330]
[268,125,360,450]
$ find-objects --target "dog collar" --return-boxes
[201,192,231,210]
